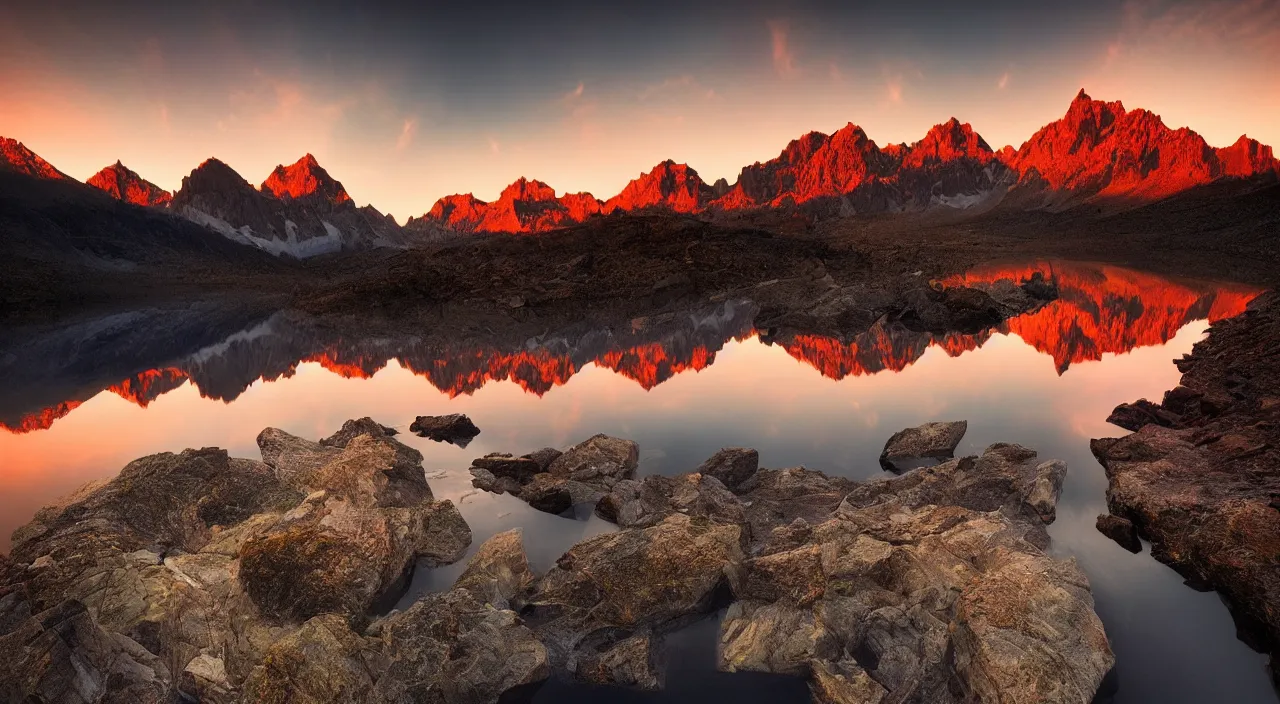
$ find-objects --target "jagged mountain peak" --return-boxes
[605,159,712,214]
[86,161,172,207]
[499,177,559,202]
[261,154,352,205]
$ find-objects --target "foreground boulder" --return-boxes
[720,443,1111,703]
[878,420,968,471]
[526,513,742,682]
[375,530,548,701]
[0,599,172,703]
[409,413,481,445]
[1,419,472,703]
[1092,293,1279,680]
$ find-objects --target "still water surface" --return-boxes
[0,261,1274,702]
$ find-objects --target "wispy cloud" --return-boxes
[886,76,903,103]
[997,71,1010,90]
[767,20,798,78]
[488,137,500,155]
[567,81,585,100]
[395,118,417,150]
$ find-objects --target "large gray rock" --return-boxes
[878,420,968,471]
[720,443,1114,704]
[260,429,431,507]
[257,427,343,486]
[7,448,300,644]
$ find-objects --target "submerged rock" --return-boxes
[1092,293,1280,680]
[878,420,968,471]
[409,413,481,445]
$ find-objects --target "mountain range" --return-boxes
[1,90,1276,258]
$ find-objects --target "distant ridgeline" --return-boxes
[1,89,1278,257]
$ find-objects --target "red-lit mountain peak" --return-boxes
[425,193,489,230]
[86,161,173,207]
[1216,135,1279,178]
[498,177,559,203]
[1011,89,1223,203]
[605,160,712,214]
[0,137,72,181]
[902,118,995,168]
[261,153,353,205]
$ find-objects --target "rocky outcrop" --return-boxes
[525,513,743,678]
[409,413,481,444]
[0,419,472,702]
[0,599,172,703]
[1096,514,1141,553]
[87,161,173,207]
[721,443,1109,703]
[595,472,745,530]
[470,434,638,514]
[879,420,968,471]
[1092,292,1280,680]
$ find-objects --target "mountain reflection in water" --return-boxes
[0,261,1261,436]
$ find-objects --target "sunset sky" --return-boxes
[2,0,1277,221]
